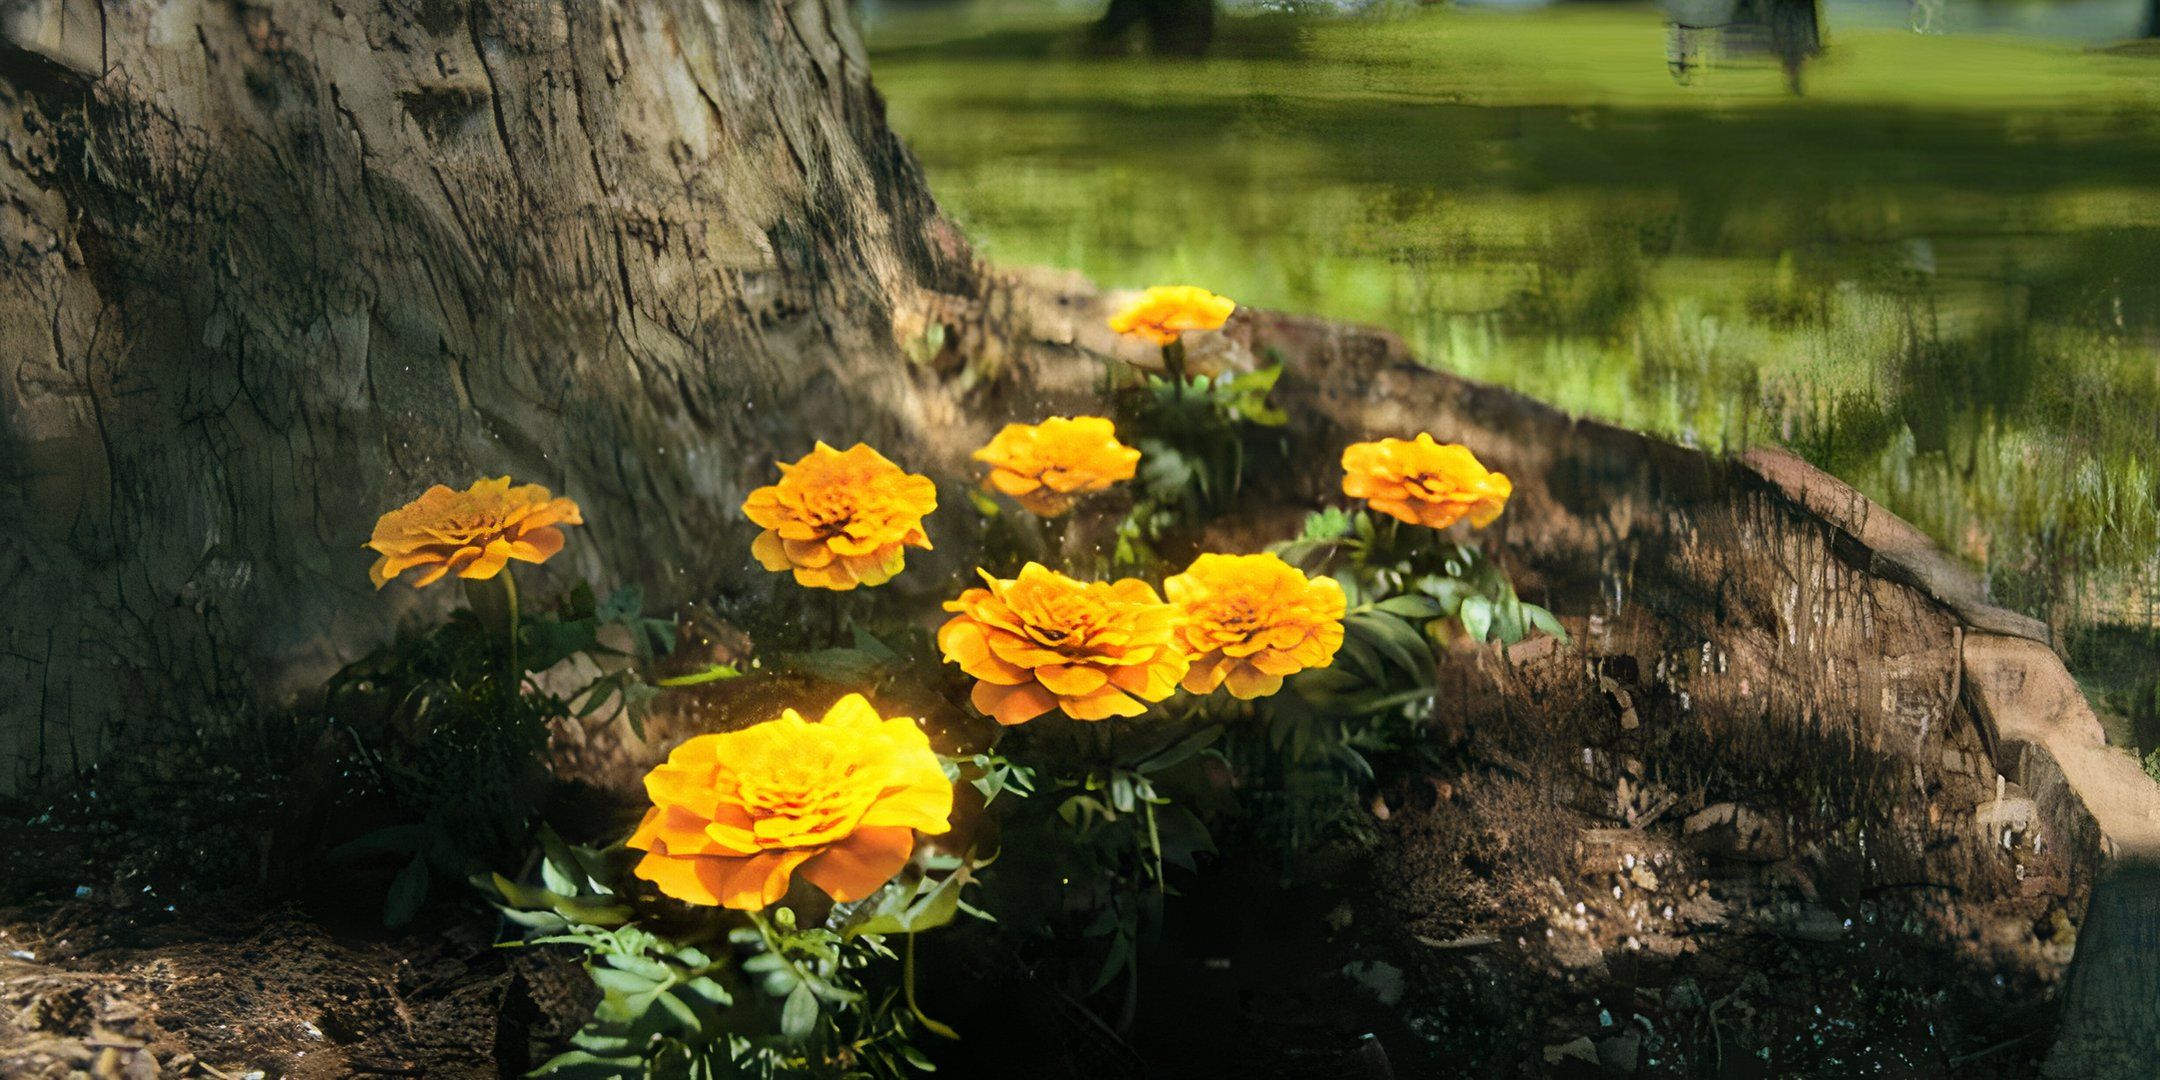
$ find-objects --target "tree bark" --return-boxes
[0,0,975,791]
[2045,865,2160,1078]
[1090,0,1215,58]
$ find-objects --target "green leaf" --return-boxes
[590,966,660,996]
[652,988,703,1033]
[845,867,974,939]
[1333,633,1383,684]
[655,663,742,688]
[1372,594,1446,619]
[636,618,677,658]
[384,852,429,929]
[1493,596,1526,645]
[850,624,903,661]
[524,616,603,673]
[1135,724,1223,775]
[1524,603,1570,643]
[541,851,580,897]
[1154,804,1216,872]
[562,579,600,621]
[1089,933,1134,995]
[530,1050,647,1078]
[780,982,819,1041]
[600,951,675,983]
[1353,612,1437,679]
[326,823,427,862]
[1459,595,1495,642]
[536,826,613,896]
[1291,666,1363,698]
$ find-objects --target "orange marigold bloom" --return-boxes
[1166,553,1346,699]
[743,442,937,591]
[1107,286,1237,346]
[973,416,1142,517]
[627,694,953,910]
[366,476,582,589]
[938,563,1189,726]
[1341,434,1512,530]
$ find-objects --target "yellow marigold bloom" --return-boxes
[366,476,582,589]
[973,416,1142,517]
[743,442,937,591]
[627,694,953,910]
[937,563,1189,726]
[1107,285,1237,346]
[1166,553,1346,699]
[1341,434,1512,530]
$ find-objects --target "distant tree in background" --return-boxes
[1092,0,1217,56]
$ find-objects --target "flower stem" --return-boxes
[1143,796,1164,894]
[501,570,521,687]
[1378,513,1405,565]
[905,932,960,1040]
[1161,338,1187,396]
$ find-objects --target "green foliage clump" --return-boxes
[324,579,674,926]
[483,831,986,1079]
[1113,364,1290,571]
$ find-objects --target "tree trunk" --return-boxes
[0,0,976,792]
[2045,865,2160,1078]
[1090,0,1215,58]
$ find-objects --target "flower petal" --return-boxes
[972,680,1059,726]
[1223,665,1285,699]
[797,826,916,902]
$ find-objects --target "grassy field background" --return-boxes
[867,4,2160,742]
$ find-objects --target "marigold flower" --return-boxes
[627,694,953,910]
[1107,286,1237,346]
[743,442,937,591]
[1166,553,1346,699]
[1341,434,1512,530]
[973,416,1142,517]
[938,563,1189,726]
[365,476,582,589]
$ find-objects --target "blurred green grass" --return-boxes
[868,4,2160,742]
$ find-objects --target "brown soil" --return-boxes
[0,810,592,1079]
[0,283,2095,1078]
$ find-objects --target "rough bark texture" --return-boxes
[0,0,976,791]
[2045,866,2160,1077]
